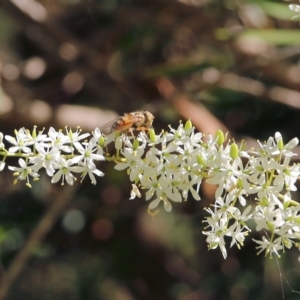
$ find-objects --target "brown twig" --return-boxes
[0,183,78,300]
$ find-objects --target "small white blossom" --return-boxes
[72,138,105,169]
[8,158,39,187]
[227,223,247,249]
[65,127,90,149]
[92,127,106,154]
[51,157,76,185]
[203,213,228,259]
[26,127,50,149]
[29,144,60,176]
[274,157,300,192]
[130,184,141,200]
[73,162,104,185]
[253,236,282,257]
[5,128,33,153]
[254,204,284,232]
[48,127,72,153]
[115,147,145,181]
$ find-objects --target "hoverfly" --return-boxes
[103,111,154,133]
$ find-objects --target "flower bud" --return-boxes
[98,135,105,147]
[133,139,139,150]
[215,130,225,146]
[32,125,37,139]
[184,119,193,130]
[277,137,283,151]
[267,221,274,233]
[260,196,269,207]
[197,154,206,168]
[237,178,243,189]
[115,136,122,150]
[149,128,156,143]
[68,128,74,140]
[230,142,239,159]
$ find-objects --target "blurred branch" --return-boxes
[155,76,300,158]
[219,73,300,109]
[156,77,229,134]
[0,183,79,300]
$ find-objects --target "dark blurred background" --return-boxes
[0,0,300,299]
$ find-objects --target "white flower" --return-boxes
[227,223,247,249]
[92,127,106,154]
[142,172,182,212]
[73,162,104,185]
[148,196,172,212]
[276,132,298,157]
[115,136,123,151]
[254,204,284,232]
[130,184,141,200]
[48,127,72,153]
[72,138,105,169]
[8,158,39,187]
[233,205,252,226]
[26,127,50,149]
[114,147,145,181]
[65,127,90,149]
[203,214,228,258]
[168,122,194,143]
[51,157,76,185]
[29,144,60,176]
[255,135,280,157]
[274,157,300,192]
[253,132,299,159]
[246,156,283,195]
[253,236,282,257]
[273,236,293,252]
[92,127,102,141]
[207,156,244,197]
[5,128,33,153]
[178,165,201,200]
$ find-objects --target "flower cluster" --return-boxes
[114,122,204,212]
[1,123,300,259]
[202,132,300,258]
[2,126,105,187]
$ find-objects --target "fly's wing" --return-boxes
[101,115,134,133]
[101,117,120,134]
